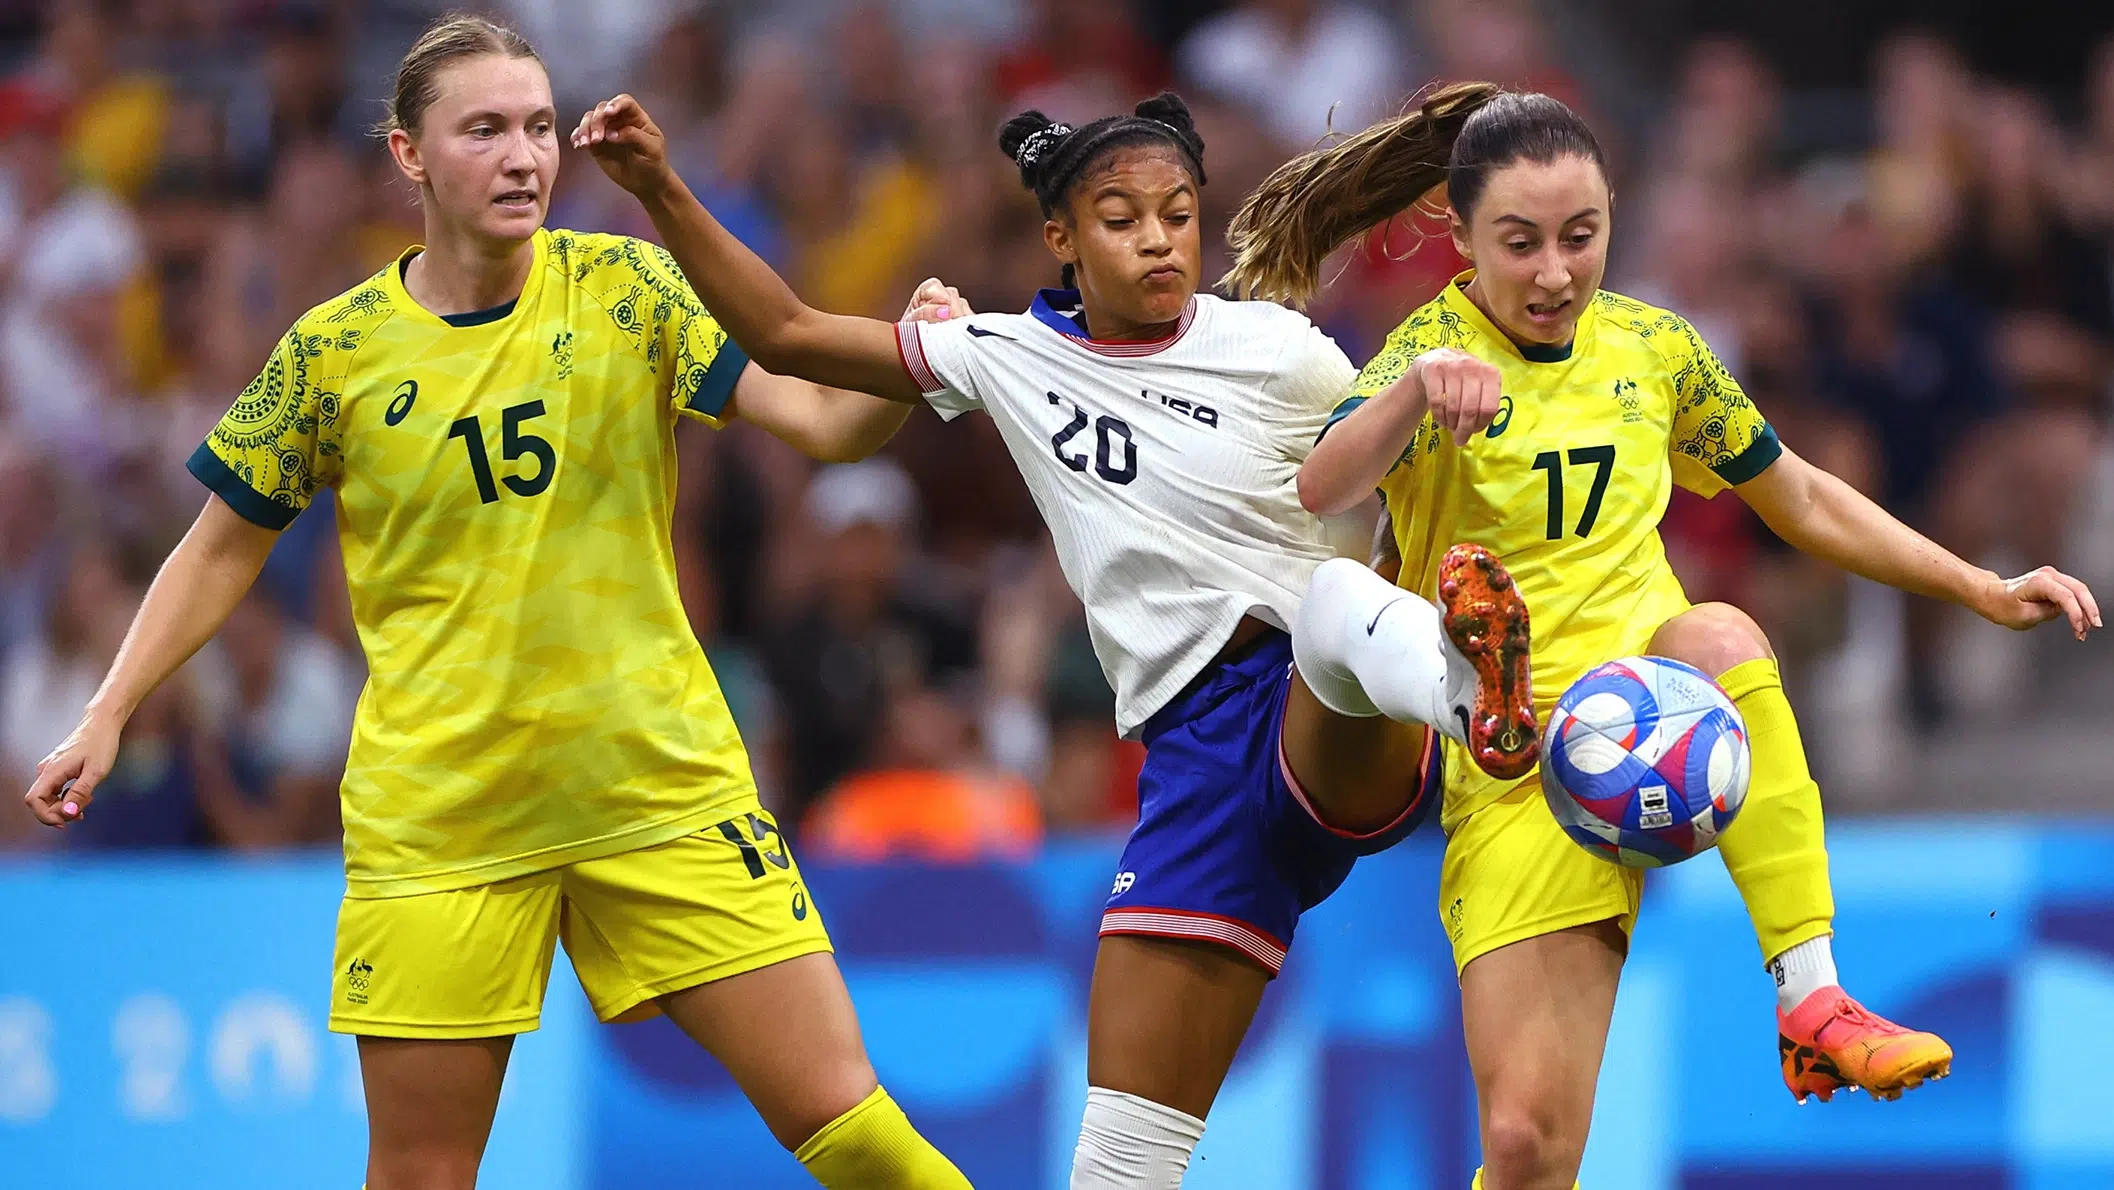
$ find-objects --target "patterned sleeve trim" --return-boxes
[897,320,943,394]
[186,442,298,530]
[1713,423,1783,486]
[681,336,750,419]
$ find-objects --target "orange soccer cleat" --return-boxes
[1778,986,1954,1103]
[1437,543,1538,780]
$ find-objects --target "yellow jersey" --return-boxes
[189,228,756,897]
[1339,273,1780,830]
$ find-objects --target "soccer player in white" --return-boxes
[578,90,1539,1188]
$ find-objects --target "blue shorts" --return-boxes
[1100,631,1441,976]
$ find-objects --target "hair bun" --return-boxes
[1133,92,1206,184]
[1133,92,1195,138]
[999,110,1075,178]
[998,110,1055,163]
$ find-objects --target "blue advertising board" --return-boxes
[0,855,586,1189]
[4,823,2112,1188]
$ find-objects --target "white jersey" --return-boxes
[898,289,1355,737]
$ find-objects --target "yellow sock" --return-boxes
[1714,658,1835,964]
[794,1085,973,1189]
[1472,1169,1580,1188]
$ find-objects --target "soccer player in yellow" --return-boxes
[1227,84,2101,1189]
[20,16,973,1190]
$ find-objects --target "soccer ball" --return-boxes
[1540,656,1751,868]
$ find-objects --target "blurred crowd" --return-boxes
[0,0,2108,858]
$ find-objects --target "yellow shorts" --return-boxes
[1439,779,1645,974]
[329,800,830,1038]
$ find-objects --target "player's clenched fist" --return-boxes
[1414,348,1505,446]
[902,277,973,324]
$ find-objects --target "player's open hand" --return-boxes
[573,95,674,199]
[902,277,973,324]
[1414,348,1505,446]
[1978,564,2101,639]
[23,712,122,830]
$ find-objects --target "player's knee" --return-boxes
[1305,555,1374,608]
[1072,1086,1206,1189]
[1479,1102,1579,1184]
[774,1064,882,1152]
[1650,602,1772,678]
[794,1084,972,1190]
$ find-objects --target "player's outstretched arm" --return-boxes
[1736,446,2101,639]
[725,279,972,462]
[23,496,278,829]
[575,94,926,405]
[1299,348,1500,516]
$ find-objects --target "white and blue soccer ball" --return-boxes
[1540,656,1751,868]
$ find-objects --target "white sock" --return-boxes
[1768,934,1839,1013]
[1070,1086,1206,1189]
[1293,556,1474,744]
